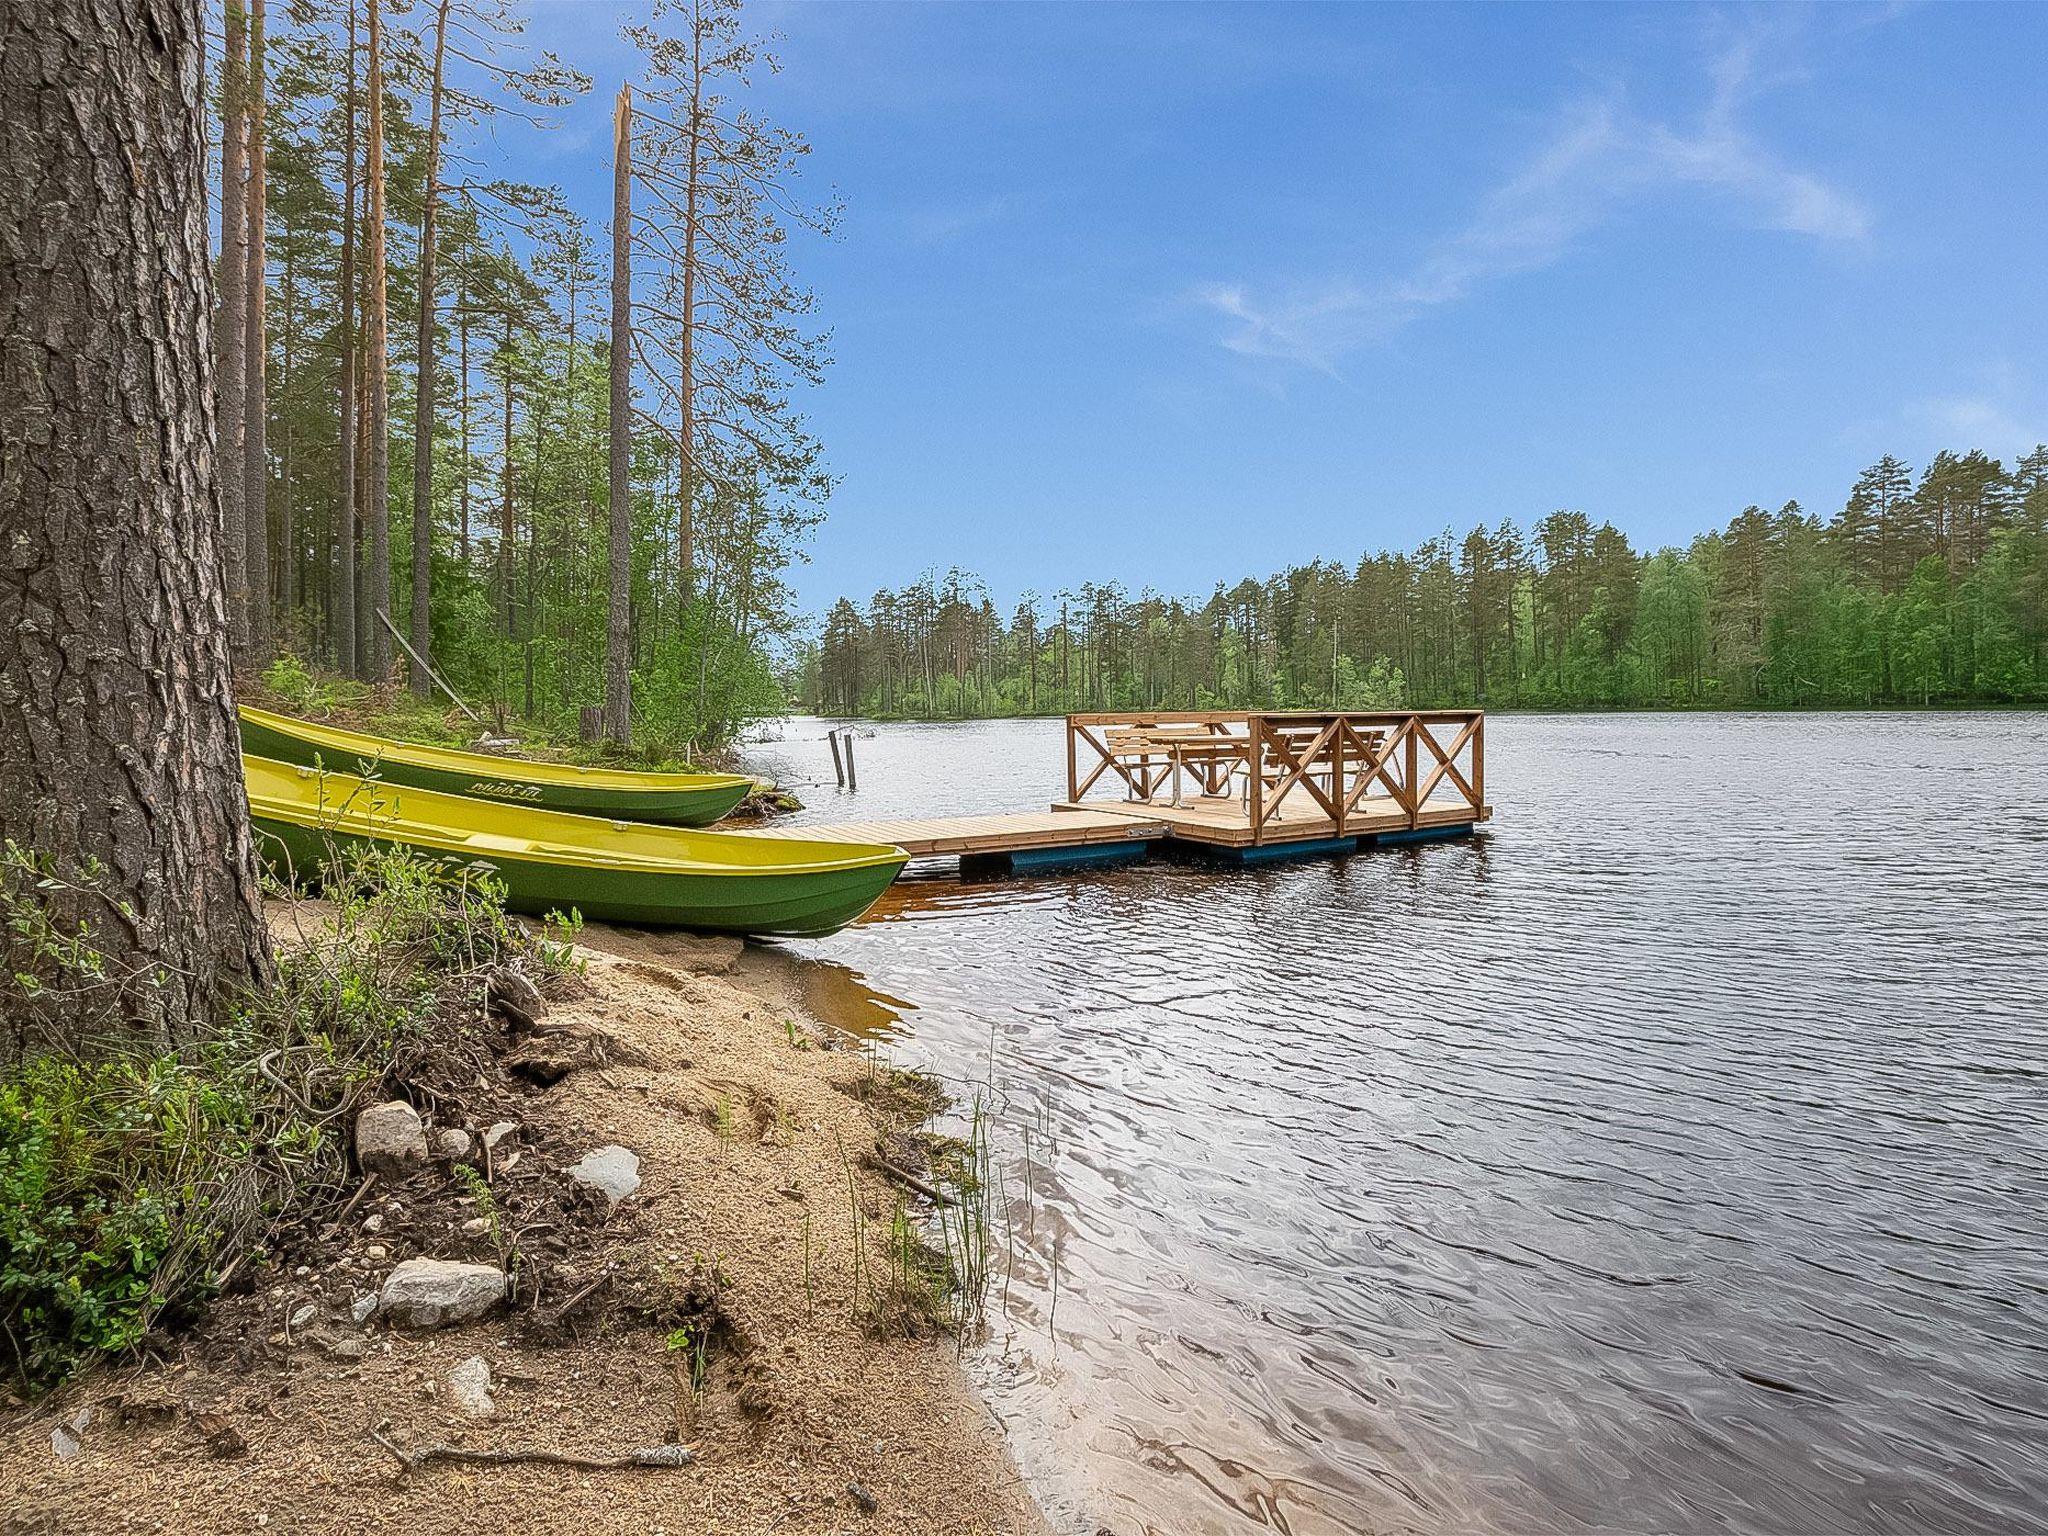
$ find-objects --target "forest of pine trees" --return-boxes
[803,449,2048,716]
[210,0,826,753]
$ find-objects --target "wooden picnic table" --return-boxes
[1103,725,1248,805]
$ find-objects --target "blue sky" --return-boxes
[511,1,2048,615]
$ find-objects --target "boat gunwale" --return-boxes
[244,757,907,879]
[239,705,755,797]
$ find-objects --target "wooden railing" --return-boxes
[1065,710,1486,845]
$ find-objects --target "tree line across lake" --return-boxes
[802,448,2048,717]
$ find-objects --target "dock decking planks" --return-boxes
[1054,789,1491,847]
[734,807,1168,858]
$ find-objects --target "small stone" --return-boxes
[378,1258,507,1329]
[50,1422,81,1461]
[565,1144,641,1209]
[361,1213,384,1235]
[322,1333,370,1361]
[288,1303,316,1332]
[365,1244,388,1260]
[350,1293,378,1327]
[461,1216,491,1236]
[483,1121,518,1151]
[355,1101,429,1177]
[435,1128,474,1162]
[447,1355,495,1419]
[293,1265,311,1279]
[847,1480,878,1514]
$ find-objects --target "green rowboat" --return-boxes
[245,755,906,938]
[238,706,754,827]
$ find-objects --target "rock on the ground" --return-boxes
[355,1101,429,1176]
[448,1355,495,1419]
[377,1259,506,1329]
[49,1408,91,1461]
[434,1128,474,1162]
[349,1293,378,1327]
[288,1303,316,1332]
[565,1144,641,1208]
[483,1121,518,1151]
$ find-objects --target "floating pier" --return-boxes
[739,711,1490,875]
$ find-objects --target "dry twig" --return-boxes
[370,1427,693,1475]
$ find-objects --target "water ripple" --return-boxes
[760,712,2048,1536]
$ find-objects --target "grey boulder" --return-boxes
[377,1259,506,1329]
[355,1101,429,1176]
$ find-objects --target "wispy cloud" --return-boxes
[1911,366,2046,452]
[903,194,1015,248]
[1194,28,1873,371]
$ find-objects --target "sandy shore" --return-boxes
[0,921,1047,1536]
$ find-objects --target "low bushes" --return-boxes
[0,838,559,1394]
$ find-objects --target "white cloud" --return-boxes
[1911,368,2047,452]
[1194,30,1873,371]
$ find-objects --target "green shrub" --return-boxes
[0,838,547,1394]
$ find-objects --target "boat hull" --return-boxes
[238,708,753,827]
[245,758,904,939]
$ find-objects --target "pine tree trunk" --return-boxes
[676,35,703,611]
[499,310,516,640]
[242,0,270,661]
[408,0,452,697]
[364,0,392,678]
[458,305,471,565]
[217,0,250,661]
[604,85,633,745]
[0,0,274,1057]
[333,1,359,676]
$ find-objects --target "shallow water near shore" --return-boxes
[747,712,2048,1536]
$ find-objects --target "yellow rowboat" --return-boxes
[244,755,907,938]
[238,706,754,826]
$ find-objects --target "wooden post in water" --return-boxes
[843,731,857,792]
[1405,719,1420,831]
[827,728,844,788]
[1249,714,1266,846]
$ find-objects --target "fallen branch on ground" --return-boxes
[870,1157,957,1208]
[369,1427,694,1475]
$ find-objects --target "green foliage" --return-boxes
[0,1059,199,1384]
[0,840,551,1394]
[261,651,346,716]
[807,446,2048,715]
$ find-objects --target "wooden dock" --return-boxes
[738,807,1168,858]
[735,710,1491,874]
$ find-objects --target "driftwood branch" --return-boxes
[870,1157,957,1208]
[370,1428,694,1475]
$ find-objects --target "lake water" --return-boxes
[745,712,2048,1536]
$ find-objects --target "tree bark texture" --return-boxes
[364,0,392,678]
[604,84,632,745]
[333,0,358,676]
[242,0,270,661]
[0,0,275,1057]
[216,0,249,659]
[408,0,452,696]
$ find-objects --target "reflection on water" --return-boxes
[751,713,2048,1536]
